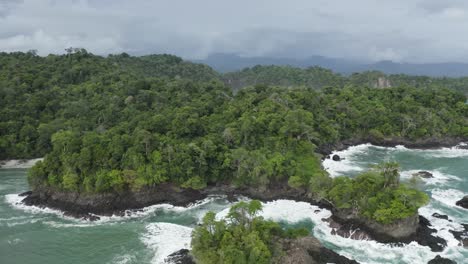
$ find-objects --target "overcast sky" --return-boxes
[1,0,468,62]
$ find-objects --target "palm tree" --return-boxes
[376,162,400,188]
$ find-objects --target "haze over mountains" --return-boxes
[197,53,468,77]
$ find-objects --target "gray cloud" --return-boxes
[0,0,468,63]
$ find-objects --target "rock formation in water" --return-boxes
[455,196,468,209]
[427,255,457,264]
[412,171,434,178]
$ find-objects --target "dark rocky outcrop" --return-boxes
[328,211,447,252]
[415,216,447,252]
[413,171,434,178]
[18,191,32,197]
[164,249,195,264]
[449,223,468,248]
[22,184,207,219]
[455,196,468,209]
[324,217,370,240]
[427,255,457,264]
[277,236,359,264]
[22,182,312,219]
[331,207,420,240]
[432,213,449,220]
[332,154,341,161]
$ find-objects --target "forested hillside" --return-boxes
[1,50,467,224]
[0,50,219,159]
[224,65,468,95]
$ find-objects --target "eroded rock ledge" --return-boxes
[22,183,447,252]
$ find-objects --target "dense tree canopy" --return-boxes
[191,200,309,264]
[1,50,466,224]
[327,163,430,224]
[224,65,468,95]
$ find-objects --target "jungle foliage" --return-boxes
[0,50,466,224]
[191,200,308,264]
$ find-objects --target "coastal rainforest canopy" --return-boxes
[1,50,467,223]
[191,200,309,264]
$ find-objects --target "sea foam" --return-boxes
[0,158,43,169]
[431,188,466,209]
[141,222,192,264]
[400,169,461,185]
[322,144,373,177]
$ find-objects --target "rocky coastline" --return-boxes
[19,137,467,258]
[22,180,448,252]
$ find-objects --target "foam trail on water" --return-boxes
[141,222,192,264]
[0,158,43,169]
[95,195,227,223]
[431,189,466,209]
[109,254,137,264]
[322,144,373,177]
[424,143,468,158]
[400,170,461,185]
[323,143,468,178]
[4,194,66,218]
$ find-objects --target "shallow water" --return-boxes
[1,145,467,264]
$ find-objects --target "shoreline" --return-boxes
[0,158,43,169]
[316,136,467,157]
[14,138,467,252]
[21,182,447,252]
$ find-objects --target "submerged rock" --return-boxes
[432,213,449,220]
[455,196,468,209]
[164,249,195,264]
[332,154,341,161]
[412,171,434,178]
[427,255,457,264]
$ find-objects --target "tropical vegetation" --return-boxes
[0,49,466,224]
[191,200,308,264]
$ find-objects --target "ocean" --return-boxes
[1,144,467,264]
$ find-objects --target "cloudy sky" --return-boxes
[1,0,468,62]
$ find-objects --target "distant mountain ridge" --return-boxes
[195,53,468,77]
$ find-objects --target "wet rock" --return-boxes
[329,210,447,252]
[324,217,371,240]
[165,249,195,264]
[83,214,101,221]
[18,191,32,197]
[415,216,447,252]
[427,255,457,264]
[331,208,420,241]
[449,223,468,248]
[432,213,449,220]
[412,171,434,178]
[332,154,341,161]
[277,236,358,264]
[455,196,468,209]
